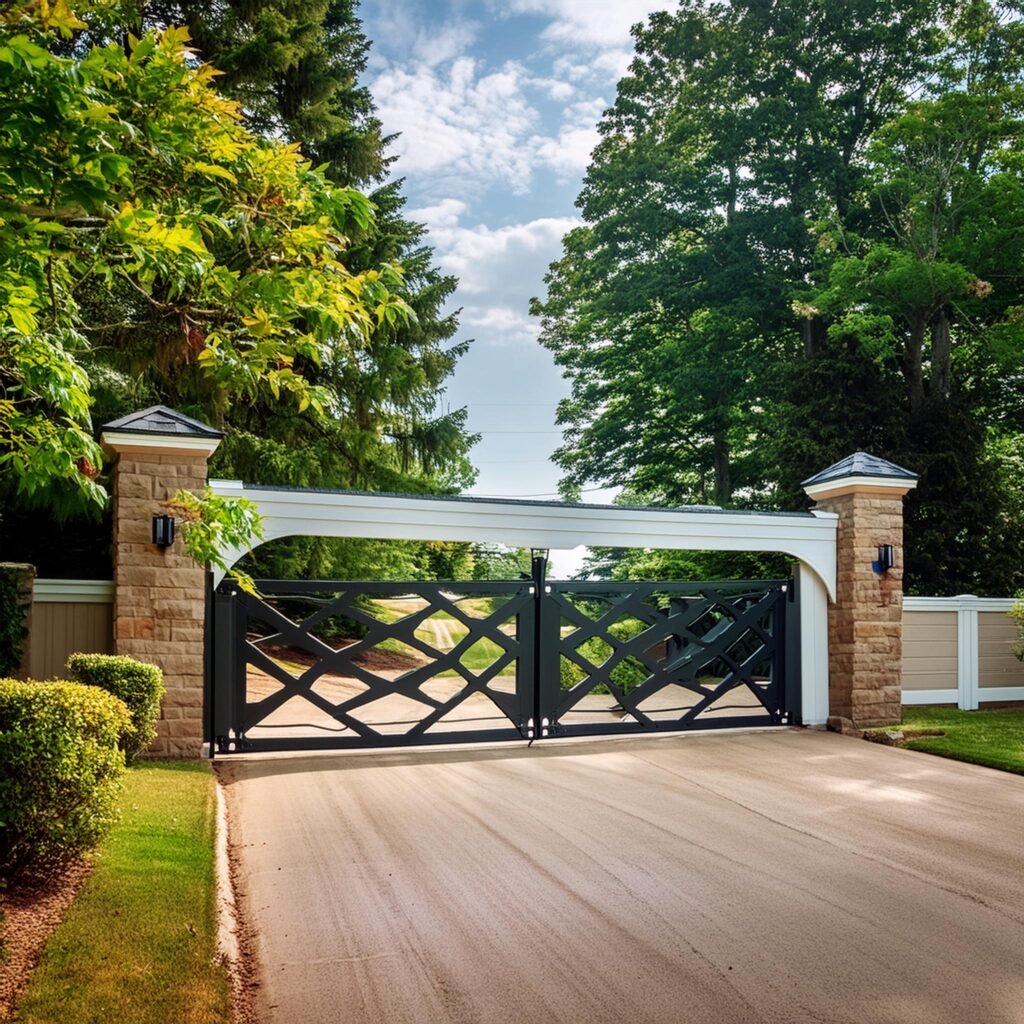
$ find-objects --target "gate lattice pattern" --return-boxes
[212,580,534,752]
[541,582,791,738]
[210,578,795,752]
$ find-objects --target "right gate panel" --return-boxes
[538,581,794,737]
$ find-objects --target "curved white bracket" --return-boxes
[208,480,837,599]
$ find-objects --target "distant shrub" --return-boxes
[66,654,165,761]
[560,618,650,695]
[0,679,130,882]
[1010,597,1024,662]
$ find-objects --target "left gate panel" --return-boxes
[211,580,534,752]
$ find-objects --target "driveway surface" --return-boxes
[217,729,1024,1024]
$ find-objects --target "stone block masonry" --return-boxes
[803,453,918,731]
[101,406,223,757]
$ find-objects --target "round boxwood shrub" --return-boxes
[0,679,131,882]
[66,654,165,762]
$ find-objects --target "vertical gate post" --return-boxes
[782,575,801,722]
[211,585,240,751]
[803,453,918,730]
[100,406,223,757]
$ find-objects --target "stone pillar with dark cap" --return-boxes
[802,453,918,730]
[100,406,222,757]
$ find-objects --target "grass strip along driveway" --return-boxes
[895,706,1024,775]
[13,762,230,1024]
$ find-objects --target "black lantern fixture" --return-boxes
[872,543,895,575]
[152,514,176,549]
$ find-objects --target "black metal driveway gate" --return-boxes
[208,573,799,753]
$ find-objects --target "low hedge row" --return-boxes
[0,679,131,882]
[0,654,167,883]
[67,654,165,762]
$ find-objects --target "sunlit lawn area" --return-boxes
[14,762,230,1024]
[892,706,1024,775]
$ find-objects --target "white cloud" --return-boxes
[461,306,537,344]
[534,125,600,175]
[372,57,540,193]
[552,47,636,85]
[367,1,659,195]
[411,202,581,345]
[533,96,607,175]
[527,75,576,102]
[410,197,468,230]
[499,0,661,47]
[419,211,579,295]
[412,20,479,67]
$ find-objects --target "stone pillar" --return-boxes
[100,406,223,757]
[803,453,918,730]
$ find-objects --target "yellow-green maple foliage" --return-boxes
[0,0,412,512]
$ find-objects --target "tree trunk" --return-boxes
[904,316,927,416]
[801,315,827,356]
[712,431,731,506]
[930,308,952,402]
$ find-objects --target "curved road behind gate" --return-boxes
[216,728,1024,1024]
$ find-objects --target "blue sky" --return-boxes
[359,0,668,506]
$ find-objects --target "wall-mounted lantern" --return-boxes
[872,543,895,575]
[152,514,176,549]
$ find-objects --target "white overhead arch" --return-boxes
[208,481,836,726]
[209,480,837,595]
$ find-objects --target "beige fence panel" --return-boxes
[902,597,1024,709]
[28,580,114,680]
[978,610,1024,697]
[902,610,957,695]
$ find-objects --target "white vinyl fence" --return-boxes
[902,596,1024,709]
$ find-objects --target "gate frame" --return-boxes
[212,574,798,752]
[209,480,836,726]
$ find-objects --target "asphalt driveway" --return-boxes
[217,729,1024,1024]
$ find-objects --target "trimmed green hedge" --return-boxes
[0,679,130,882]
[66,654,165,762]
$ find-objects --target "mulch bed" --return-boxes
[0,859,93,1021]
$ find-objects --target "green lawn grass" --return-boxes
[896,706,1024,775]
[14,762,230,1024]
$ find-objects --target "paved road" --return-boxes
[218,729,1024,1024]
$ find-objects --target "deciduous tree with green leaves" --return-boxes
[535,0,1024,593]
[1,0,477,583]
[534,0,941,510]
[0,0,411,526]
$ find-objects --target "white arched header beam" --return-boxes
[209,480,837,598]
